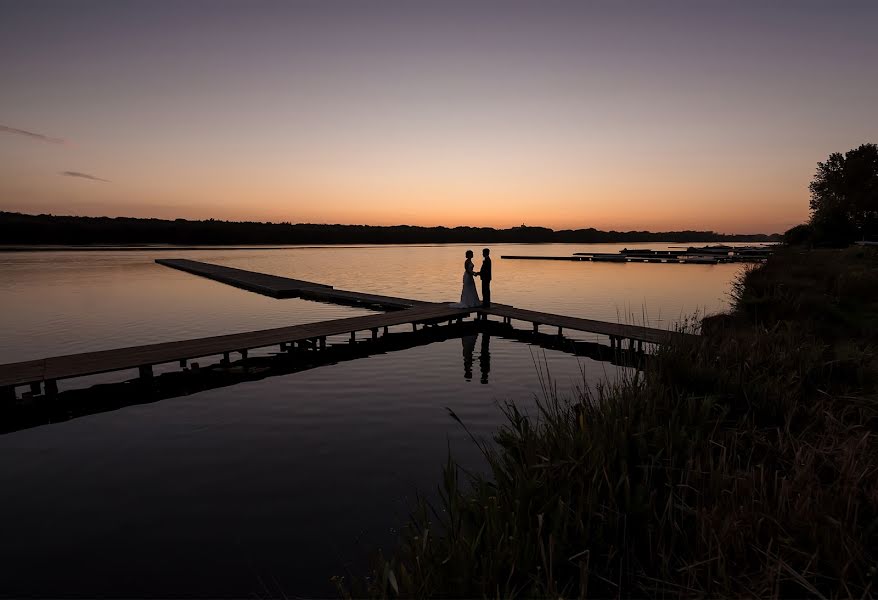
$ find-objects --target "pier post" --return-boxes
[280,342,288,352]
[239,349,248,359]
[533,322,540,334]
[557,326,563,337]
[412,323,417,332]
[371,328,378,340]
[628,339,635,352]
[139,365,154,379]
[637,340,644,353]
[179,358,187,368]
[30,382,41,396]
[319,337,326,350]
[1,386,15,405]
[45,379,58,396]
[350,331,356,343]
[222,352,231,364]
[383,326,389,335]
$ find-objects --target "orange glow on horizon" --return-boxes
[1,2,872,235]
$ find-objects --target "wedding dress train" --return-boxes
[450,260,481,308]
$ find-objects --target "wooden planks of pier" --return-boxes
[0,304,472,393]
[0,260,697,399]
[157,258,426,309]
[482,304,690,347]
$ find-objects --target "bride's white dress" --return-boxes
[450,259,481,308]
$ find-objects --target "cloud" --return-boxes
[0,124,66,144]
[61,171,110,183]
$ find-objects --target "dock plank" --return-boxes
[0,304,471,387]
[484,305,692,345]
[156,258,425,309]
[0,359,46,388]
[1,259,699,392]
[156,258,331,298]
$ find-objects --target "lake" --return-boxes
[0,243,746,596]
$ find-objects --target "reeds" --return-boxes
[343,246,878,598]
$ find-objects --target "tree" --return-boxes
[784,223,815,246]
[809,143,878,243]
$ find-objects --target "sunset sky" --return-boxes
[1,1,876,233]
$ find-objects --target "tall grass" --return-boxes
[342,247,878,598]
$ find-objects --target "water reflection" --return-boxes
[462,333,491,383]
[480,333,491,384]
[462,334,476,380]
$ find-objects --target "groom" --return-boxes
[475,248,492,307]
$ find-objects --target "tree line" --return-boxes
[786,142,878,245]
[0,212,779,246]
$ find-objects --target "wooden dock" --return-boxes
[482,305,687,349]
[502,246,772,265]
[502,254,703,263]
[157,258,426,309]
[0,260,696,400]
[0,303,471,395]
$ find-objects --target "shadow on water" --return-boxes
[0,320,646,435]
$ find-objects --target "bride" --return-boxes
[450,250,481,308]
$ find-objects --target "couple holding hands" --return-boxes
[451,248,491,309]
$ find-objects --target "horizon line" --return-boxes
[0,210,784,237]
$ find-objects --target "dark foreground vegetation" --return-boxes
[345,246,878,598]
[0,211,779,246]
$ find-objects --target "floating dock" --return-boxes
[0,304,471,396]
[503,245,773,264]
[157,258,426,309]
[0,259,695,400]
[486,305,681,348]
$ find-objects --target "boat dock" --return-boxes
[485,305,681,349]
[502,245,773,264]
[0,303,472,397]
[0,259,695,401]
[157,258,426,309]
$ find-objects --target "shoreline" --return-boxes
[349,244,878,597]
[0,240,778,253]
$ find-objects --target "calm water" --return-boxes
[0,243,745,597]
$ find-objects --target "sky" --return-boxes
[1,1,877,233]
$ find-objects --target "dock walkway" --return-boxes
[0,304,470,392]
[1,260,696,398]
[157,258,425,309]
[483,305,687,347]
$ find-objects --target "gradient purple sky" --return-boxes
[2,0,877,233]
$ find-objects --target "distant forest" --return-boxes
[0,212,781,246]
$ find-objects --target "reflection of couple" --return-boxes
[451,248,492,309]
[462,333,491,383]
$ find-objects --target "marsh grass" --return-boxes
[341,247,878,598]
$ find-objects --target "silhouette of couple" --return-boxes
[451,248,491,309]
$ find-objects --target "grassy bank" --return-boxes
[343,246,878,598]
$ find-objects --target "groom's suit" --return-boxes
[480,256,492,307]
